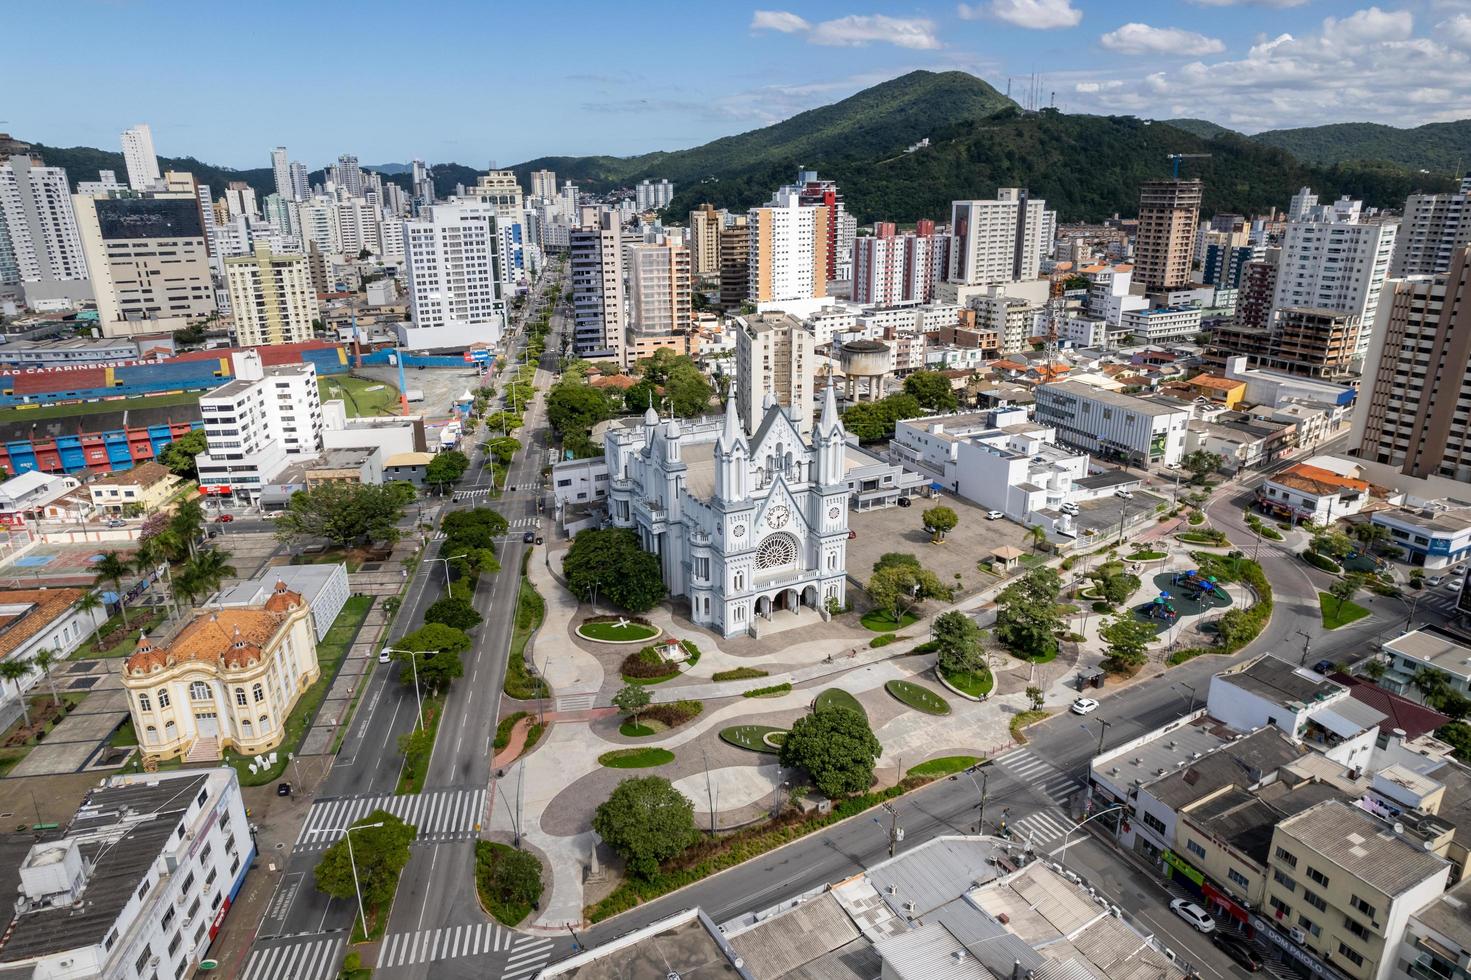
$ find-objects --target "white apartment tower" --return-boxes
[195,351,322,501]
[225,244,319,347]
[735,312,817,436]
[530,169,557,201]
[271,147,291,200]
[628,241,692,336]
[1272,191,1397,357]
[0,155,92,305]
[120,124,162,192]
[1392,178,1471,278]
[403,202,504,342]
[747,188,827,313]
[289,161,310,201]
[635,179,674,211]
[949,189,1049,286]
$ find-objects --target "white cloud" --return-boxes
[809,14,941,48]
[1186,0,1309,7]
[750,10,811,33]
[750,10,941,49]
[1099,23,1225,55]
[1439,13,1471,48]
[960,0,1082,30]
[1321,6,1413,44]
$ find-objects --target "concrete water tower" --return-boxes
[838,339,892,402]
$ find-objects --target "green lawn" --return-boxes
[939,665,994,697]
[719,725,785,753]
[885,680,951,715]
[860,609,918,632]
[109,718,137,748]
[598,747,675,768]
[908,755,980,777]
[318,375,402,417]
[221,594,374,788]
[577,620,660,642]
[815,688,867,719]
[0,392,201,426]
[619,721,660,737]
[1125,550,1167,561]
[1319,592,1372,630]
[72,608,168,659]
[506,575,550,699]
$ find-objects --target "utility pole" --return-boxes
[1296,629,1313,666]
[971,768,989,834]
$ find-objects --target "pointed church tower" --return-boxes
[716,383,749,502]
[814,375,845,486]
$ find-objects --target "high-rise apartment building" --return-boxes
[718,217,750,311]
[403,202,504,342]
[289,160,310,201]
[335,155,363,197]
[530,169,557,201]
[0,155,92,306]
[225,244,319,347]
[949,189,1048,286]
[75,192,213,337]
[747,188,826,312]
[297,199,341,255]
[853,220,950,306]
[224,182,259,221]
[195,351,322,502]
[1233,249,1280,332]
[773,171,846,283]
[735,312,816,435]
[271,147,291,201]
[120,124,161,192]
[1271,192,1396,358]
[336,199,380,256]
[1391,178,1471,278]
[635,179,674,211]
[75,169,125,197]
[569,208,626,360]
[688,204,725,277]
[1354,245,1471,481]
[627,241,691,338]
[1134,179,1203,291]
[465,171,529,293]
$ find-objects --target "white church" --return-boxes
[603,382,851,637]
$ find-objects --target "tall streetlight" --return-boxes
[1052,805,1125,872]
[1081,717,1111,758]
[424,553,469,590]
[1172,682,1198,713]
[325,821,385,941]
[380,648,424,729]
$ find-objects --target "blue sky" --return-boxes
[9,0,1471,170]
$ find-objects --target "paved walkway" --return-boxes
[492,716,533,769]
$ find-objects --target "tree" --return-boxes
[547,381,617,436]
[487,437,521,466]
[665,363,713,417]
[1415,669,1451,703]
[158,429,208,479]
[1352,522,1394,555]
[0,658,34,727]
[841,393,924,443]
[1026,524,1048,554]
[1311,529,1354,559]
[1439,721,1471,760]
[873,552,921,575]
[485,411,524,433]
[441,507,510,552]
[395,623,471,692]
[563,528,667,613]
[476,842,542,911]
[1099,615,1156,672]
[1181,450,1224,486]
[922,505,958,544]
[178,548,237,605]
[29,648,61,708]
[903,371,959,412]
[424,595,482,631]
[994,567,1063,661]
[612,683,652,727]
[275,483,411,548]
[313,809,416,909]
[1329,572,1366,616]
[1214,608,1255,649]
[932,611,984,675]
[1091,562,1140,605]
[426,451,470,493]
[1363,658,1388,681]
[1025,685,1044,710]
[867,564,950,624]
[779,707,883,798]
[592,776,698,878]
[93,551,133,629]
[1437,690,1471,722]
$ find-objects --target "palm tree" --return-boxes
[181,549,237,602]
[30,648,60,707]
[1027,524,1047,554]
[0,657,34,728]
[93,551,132,629]
[74,591,103,640]
[169,499,206,559]
[132,540,182,618]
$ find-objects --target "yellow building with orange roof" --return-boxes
[1186,372,1247,409]
[122,581,318,762]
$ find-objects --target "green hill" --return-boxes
[1251,120,1471,174]
[1161,118,1240,141]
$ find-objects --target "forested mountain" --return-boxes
[1251,120,1471,174]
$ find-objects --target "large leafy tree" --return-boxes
[158,429,208,479]
[932,611,984,675]
[275,483,412,548]
[425,451,469,492]
[612,683,652,727]
[873,552,921,575]
[867,564,949,623]
[779,707,883,798]
[424,595,482,631]
[1181,450,1224,486]
[563,528,666,613]
[922,505,958,543]
[903,370,959,412]
[592,776,698,879]
[394,623,470,692]
[1099,615,1156,673]
[313,809,416,909]
[665,363,713,417]
[994,567,1063,661]
[547,381,617,436]
[842,393,924,443]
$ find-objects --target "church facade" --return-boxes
[604,383,850,637]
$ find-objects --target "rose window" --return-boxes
[756,533,798,570]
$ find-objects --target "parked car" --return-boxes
[1448,578,1465,591]
[1114,489,1134,499]
[1429,575,1446,587]
[276,782,291,797]
[104,518,126,528]
[1070,697,1099,715]
[1059,502,1079,515]
[986,510,1004,520]
[896,497,911,508]
[523,531,536,544]
[1211,933,1263,972]
[215,513,234,523]
[1170,899,1216,933]
[1312,659,1337,675]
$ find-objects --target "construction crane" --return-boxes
[1167,153,1211,179]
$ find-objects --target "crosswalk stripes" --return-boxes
[376,924,555,971]
[994,748,1082,804]
[292,788,487,852]
[509,517,541,529]
[1007,807,1074,848]
[554,693,596,712]
[433,531,446,540]
[239,934,344,980]
[504,936,557,979]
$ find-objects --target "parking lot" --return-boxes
[846,493,1038,596]
[1072,489,1170,544]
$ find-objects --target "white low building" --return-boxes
[1033,381,1189,467]
[1122,305,1202,344]
[1257,457,1371,525]
[0,769,253,980]
[0,587,108,732]
[0,471,84,526]
[213,563,349,643]
[1371,507,1471,570]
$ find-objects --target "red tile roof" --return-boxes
[1330,673,1449,740]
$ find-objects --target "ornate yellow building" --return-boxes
[123,581,319,761]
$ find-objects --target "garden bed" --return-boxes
[598,747,675,768]
[937,666,993,700]
[712,667,768,682]
[814,688,866,718]
[1124,550,1167,562]
[860,610,918,632]
[1301,550,1343,574]
[620,645,681,685]
[908,755,979,777]
[576,617,662,644]
[719,725,786,753]
[743,682,792,698]
[1176,531,1230,546]
[884,680,950,715]
[1319,592,1371,630]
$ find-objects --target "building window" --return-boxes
[1345,918,1372,941]
[1228,868,1250,889]
[157,688,170,708]
[1273,869,1296,891]
[1350,895,1377,920]
[1297,915,1320,938]
[1142,812,1167,835]
[138,693,152,712]
[1186,840,1206,859]
[235,688,247,706]
[1268,895,1291,917]
[252,683,265,703]
[1305,867,1330,888]
[135,947,153,975]
[190,682,210,701]
[1337,943,1365,967]
[137,878,151,902]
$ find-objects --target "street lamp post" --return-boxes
[1172,682,1198,713]
[325,821,385,940]
[425,554,469,590]
[1054,805,1125,872]
[1081,718,1111,758]
[381,648,424,729]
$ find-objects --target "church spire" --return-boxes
[818,373,840,438]
[643,388,659,427]
[719,380,743,452]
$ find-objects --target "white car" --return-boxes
[1448,578,1465,591]
[1070,697,1100,715]
[1170,899,1216,933]
[1114,489,1134,499]
[986,510,1004,520]
[1429,576,1446,587]
[1060,503,1079,515]
[378,648,393,664]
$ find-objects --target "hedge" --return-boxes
[620,645,680,683]
[642,700,702,728]
[1301,550,1342,574]
[712,667,768,682]
[743,682,792,698]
